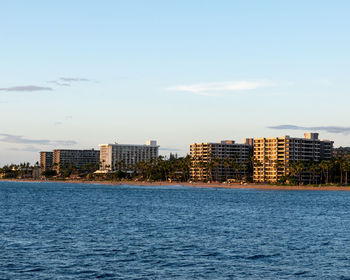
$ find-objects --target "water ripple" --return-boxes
[1,181,350,279]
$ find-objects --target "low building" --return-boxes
[253,133,334,183]
[190,140,251,182]
[53,149,100,174]
[32,167,41,179]
[99,140,159,172]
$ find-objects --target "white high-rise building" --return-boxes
[99,140,159,171]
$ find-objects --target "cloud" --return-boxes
[60,77,90,82]
[54,122,62,126]
[8,146,41,153]
[46,77,93,87]
[160,147,180,152]
[0,85,53,92]
[268,125,350,135]
[47,80,71,87]
[166,80,275,96]
[0,133,77,146]
[2,77,93,92]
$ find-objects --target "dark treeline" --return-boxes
[283,156,350,185]
[0,154,192,182]
[1,150,350,185]
[0,162,40,179]
[108,155,191,182]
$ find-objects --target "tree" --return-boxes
[223,157,231,181]
[319,160,331,184]
[230,158,240,181]
[41,169,57,177]
[113,170,126,180]
[274,159,283,183]
[335,157,345,185]
[341,157,350,185]
[307,161,320,185]
[289,160,305,185]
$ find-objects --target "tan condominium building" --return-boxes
[40,151,53,171]
[99,140,159,172]
[190,140,252,182]
[53,149,100,174]
[253,133,333,183]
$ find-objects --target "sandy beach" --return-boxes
[1,179,350,191]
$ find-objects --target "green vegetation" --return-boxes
[0,162,39,179]
[1,150,350,186]
[283,155,350,185]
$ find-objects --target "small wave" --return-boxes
[21,267,45,273]
[294,271,308,276]
[247,253,280,260]
[97,273,116,278]
[200,252,220,257]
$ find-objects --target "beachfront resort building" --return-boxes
[98,140,159,172]
[190,140,252,182]
[52,149,100,174]
[253,133,334,183]
[40,151,53,171]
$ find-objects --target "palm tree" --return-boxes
[241,160,249,181]
[341,157,350,185]
[274,159,283,183]
[212,157,221,181]
[194,156,206,181]
[319,160,331,185]
[182,155,191,181]
[223,157,231,181]
[253,157,263,182]
[335,157,345,185]
[308,161,320,185]
[230,158,240,181]
[290,160,305,185]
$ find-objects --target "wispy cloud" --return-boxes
[46,77,92,87]
[160,147,180,152]
[268,125,350,135]
[2,78,93,93]
[8,146,41,153]
[60,77,90,82]
[166,80,275,96]
[0,85,53,92]
[0,133,77,146]
[47,80,70,87]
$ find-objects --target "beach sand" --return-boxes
[1,179,350,191]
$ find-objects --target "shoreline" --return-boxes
[1,179,350,191]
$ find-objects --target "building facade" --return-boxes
[253,133,333,183]
[40,151,53,171]
[190,140,251,182]
[99,140,159,172]
[53,149,100,174]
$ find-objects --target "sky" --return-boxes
[1,0,350,165]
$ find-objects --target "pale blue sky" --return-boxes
[1,0,350,165]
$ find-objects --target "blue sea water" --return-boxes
[1,182,350,279]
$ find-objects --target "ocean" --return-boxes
[1,181,350,279]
